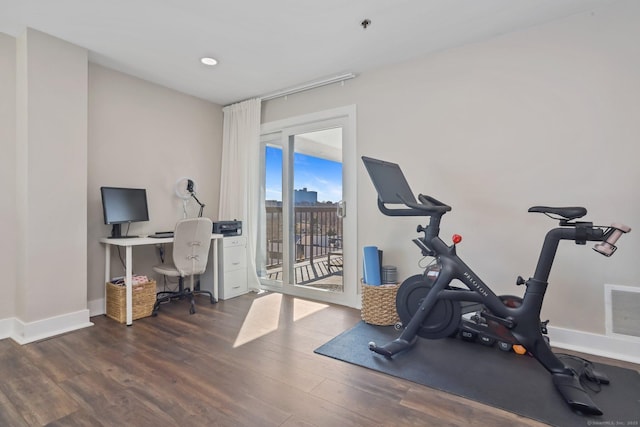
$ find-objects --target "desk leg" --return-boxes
[125,246,133,326]
[104,245,111,314]
[213,241,218,302]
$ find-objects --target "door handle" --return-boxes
[337,200,346,218]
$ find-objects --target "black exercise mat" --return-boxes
[314,321,640,427]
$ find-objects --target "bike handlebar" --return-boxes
[377,193,452,217]
[593,223,632,256]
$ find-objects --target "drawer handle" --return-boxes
[232,261,240,265]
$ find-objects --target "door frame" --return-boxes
[259,105,357,307]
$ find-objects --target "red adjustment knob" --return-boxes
[452,234,462,244]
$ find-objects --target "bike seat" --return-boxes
[528,206,587,220]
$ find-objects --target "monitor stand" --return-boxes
[109,223,137,239]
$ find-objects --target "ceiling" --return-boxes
[0,0,616,106]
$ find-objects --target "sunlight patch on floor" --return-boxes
[233,293,329,348]
[293,298,328,322]
[233,293,282,348]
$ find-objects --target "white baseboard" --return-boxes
[547,325,640,365]
[0,318,14,340]
[5,310,93,345]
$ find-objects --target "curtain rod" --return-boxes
[260,73,356,101]
[225,73,357,107]
[224,73,356,107]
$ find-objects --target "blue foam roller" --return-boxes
[363,246,381,285]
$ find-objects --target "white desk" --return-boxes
[100,234,224,325]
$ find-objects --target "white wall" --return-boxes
[0,33,17,320]
[262,1,640,336]
[87,64,223,306]
[16,29,89,327]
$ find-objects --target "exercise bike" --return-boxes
[361,156,631,416]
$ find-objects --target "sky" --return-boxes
[265,146,342,203]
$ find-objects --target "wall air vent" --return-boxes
[605,284,640,339]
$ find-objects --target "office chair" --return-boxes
[152,217,216,315]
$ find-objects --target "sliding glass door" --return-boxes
[258,107,356,307]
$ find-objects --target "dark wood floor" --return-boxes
[0,292,637,426]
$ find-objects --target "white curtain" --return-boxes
[219,98,262,289]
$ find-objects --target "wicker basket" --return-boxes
[361,281,400,326]
[106,280,156,323]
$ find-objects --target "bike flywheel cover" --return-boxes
[396,274,461,339]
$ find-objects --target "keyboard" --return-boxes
[150,232,173,238]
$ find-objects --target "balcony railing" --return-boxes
[265,205,342,269]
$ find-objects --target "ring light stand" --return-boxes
[175,177,205,217]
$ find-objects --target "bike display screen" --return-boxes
[362,156,417,205]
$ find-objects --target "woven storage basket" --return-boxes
[361,281,400,326]
[106,280,156,323]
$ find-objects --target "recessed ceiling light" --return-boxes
[200,57,218,66]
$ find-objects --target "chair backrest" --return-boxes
[172,217,213,277]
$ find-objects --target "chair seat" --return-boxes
[153,264,181,278]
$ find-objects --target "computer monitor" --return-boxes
[100,187,149,238]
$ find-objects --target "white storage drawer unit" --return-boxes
[218,236,249,300]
